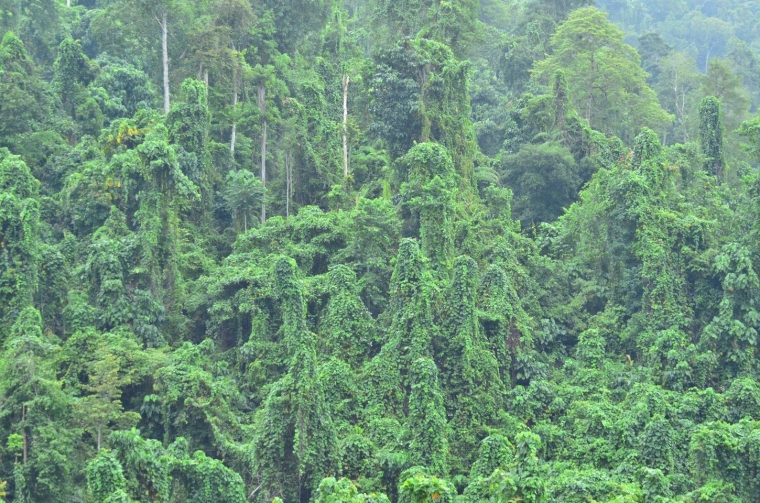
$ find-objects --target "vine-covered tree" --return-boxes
[0,32,50,143]
[251,257,338,503]
[699,96,725,180]
[0,150,40,331]
[406,357,448,476]
[361,238,437,416]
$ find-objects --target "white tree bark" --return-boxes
[285,151,293,218]
[230,68,238,154]
[159,10,170,114]
[342,74,350,179]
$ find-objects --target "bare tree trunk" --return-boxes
[66,0,71,6]
[586,53,595,126]
[203,68,209,96]
[258,84,267,222]
[159,10,170,114]
[97,426,102,452]
[673,70,679,119]
[22,404,27,465]
[260,122,267,222]
[285,151,292,218]
[342,75,350,179]
[230,68,238,154]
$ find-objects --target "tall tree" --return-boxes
[91,56,155,121]
[52,38,97,121]
[167,78,211,198]
[700,59,751,135]
[252,257,338,503]
[399,143,458,271]
[370,39,477,173]
[653,51,701,143]
[320,265,375,367]
[76,347,141,452]
[0,308,77,502]
[361,239,437,416]
[533,7,672,141]
[0,0,60,64]
[213,4,256,159]
[342,73,350,179]
[727,40,760,110]
[699,96,725,180]
[0,32,50,143]
[106,113,199,338]
[672,11,733,72]
[0,149,39,332]
[438,256,505,473]
[249,64,278,222]
[637,32,672,84]
[131,0,193,114]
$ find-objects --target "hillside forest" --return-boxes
[3,0,760,502]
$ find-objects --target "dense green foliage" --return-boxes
[1,0,760,502]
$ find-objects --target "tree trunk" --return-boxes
[586,52,595,126]
[554,76,567,134]
[22,404,27,465]
[160,10,170,114]
[673,70,679,119]
[342,75,350,179]
[286,150,292,218]
[97,426,102,452]
[258,84,267,223]
[260,121,267,222]
[230,68,238,154]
